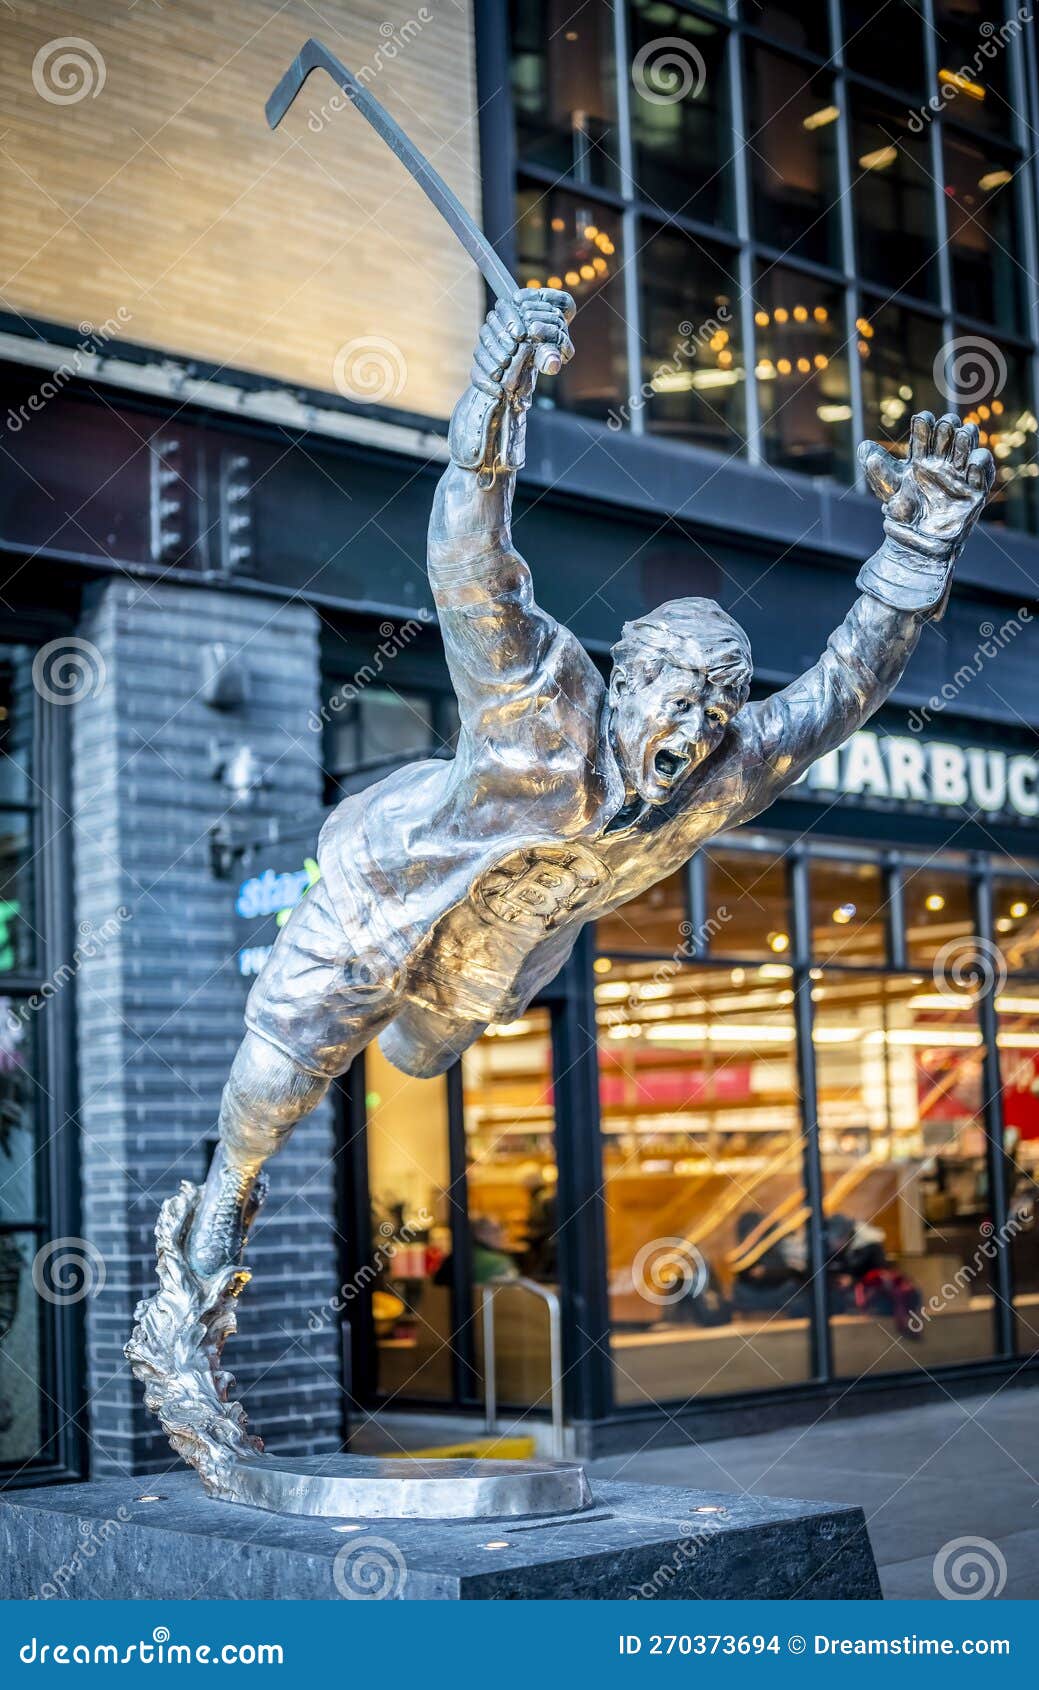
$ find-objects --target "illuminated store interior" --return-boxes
[349,830,1039,1429]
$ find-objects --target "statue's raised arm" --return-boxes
[729,411,996,822]
[427,288,575,730]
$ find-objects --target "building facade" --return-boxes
[2,0,1039,1481]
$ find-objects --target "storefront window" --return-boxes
[705,848,791,962]
[598,960,812,1403]
[814,973,995,1375]
[902,867,975,973]
[628,2,732,225]
[364,1040,454,1401]
[0,641,73,1475]
[0,648,36,977]
[0,814,34,977]
[0,1004,43,1465]
[598,869,689,955]
[754,267,853,481]
[595,836,1033,1406]
[996,996,1039,1354]
[993,874,1039,971]
[638,224,743,451]
[463,1009,558,1406]
[0,1228,42,1467]
[747,47,841,267]
[809,857,889,966]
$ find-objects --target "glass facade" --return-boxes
[506,0,1039,530]
[0,644,76,1478]
[358,1008,560,1411]
[350,823,1039,1420]
[594,834,1037,1409]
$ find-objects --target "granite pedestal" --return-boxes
[0,1470,880,1599]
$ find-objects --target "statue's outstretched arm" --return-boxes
[428,289,574,722]
[737,412,996,811]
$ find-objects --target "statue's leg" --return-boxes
[184,868,403,1276]
[127,868,405,1479]
[186,1032,328,1276]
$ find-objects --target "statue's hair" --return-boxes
[611,598,753,701]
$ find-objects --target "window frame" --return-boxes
[0,632,83,1488]
[591,827,1032,1411]
[482,0,1039,525]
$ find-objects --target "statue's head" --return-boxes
[607,598,752,805]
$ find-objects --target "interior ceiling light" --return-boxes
[803,105,840,130]
[938,68,985,101]
[924,892,946,912]
[687,368,742,389]
[858,145,898,171]
[979,169,1012,191]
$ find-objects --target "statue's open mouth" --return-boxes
[653,747,689,785]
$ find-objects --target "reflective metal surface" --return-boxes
[264,42,560,380]
[212,1454,593,1521]
[127,138,996,1508]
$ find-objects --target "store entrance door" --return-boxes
[343,1005,563,1430]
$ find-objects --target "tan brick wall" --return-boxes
[0,1,483,419]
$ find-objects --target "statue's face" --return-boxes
[608,658,741,805]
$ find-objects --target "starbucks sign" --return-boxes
[795,728,1039,822]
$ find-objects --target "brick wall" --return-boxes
[1,0,482,420]
[73,578,342,1475]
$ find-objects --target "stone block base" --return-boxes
[0,1471,880,1600]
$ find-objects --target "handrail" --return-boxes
[481,1276,565,1459]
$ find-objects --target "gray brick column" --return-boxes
[72,578,342,1476]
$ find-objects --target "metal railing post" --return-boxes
[481,1278,565,1458]
[482,1285,498,1435]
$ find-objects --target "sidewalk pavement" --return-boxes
[586,1384,1039,1599]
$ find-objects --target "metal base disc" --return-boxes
[208,1453,593,1520]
